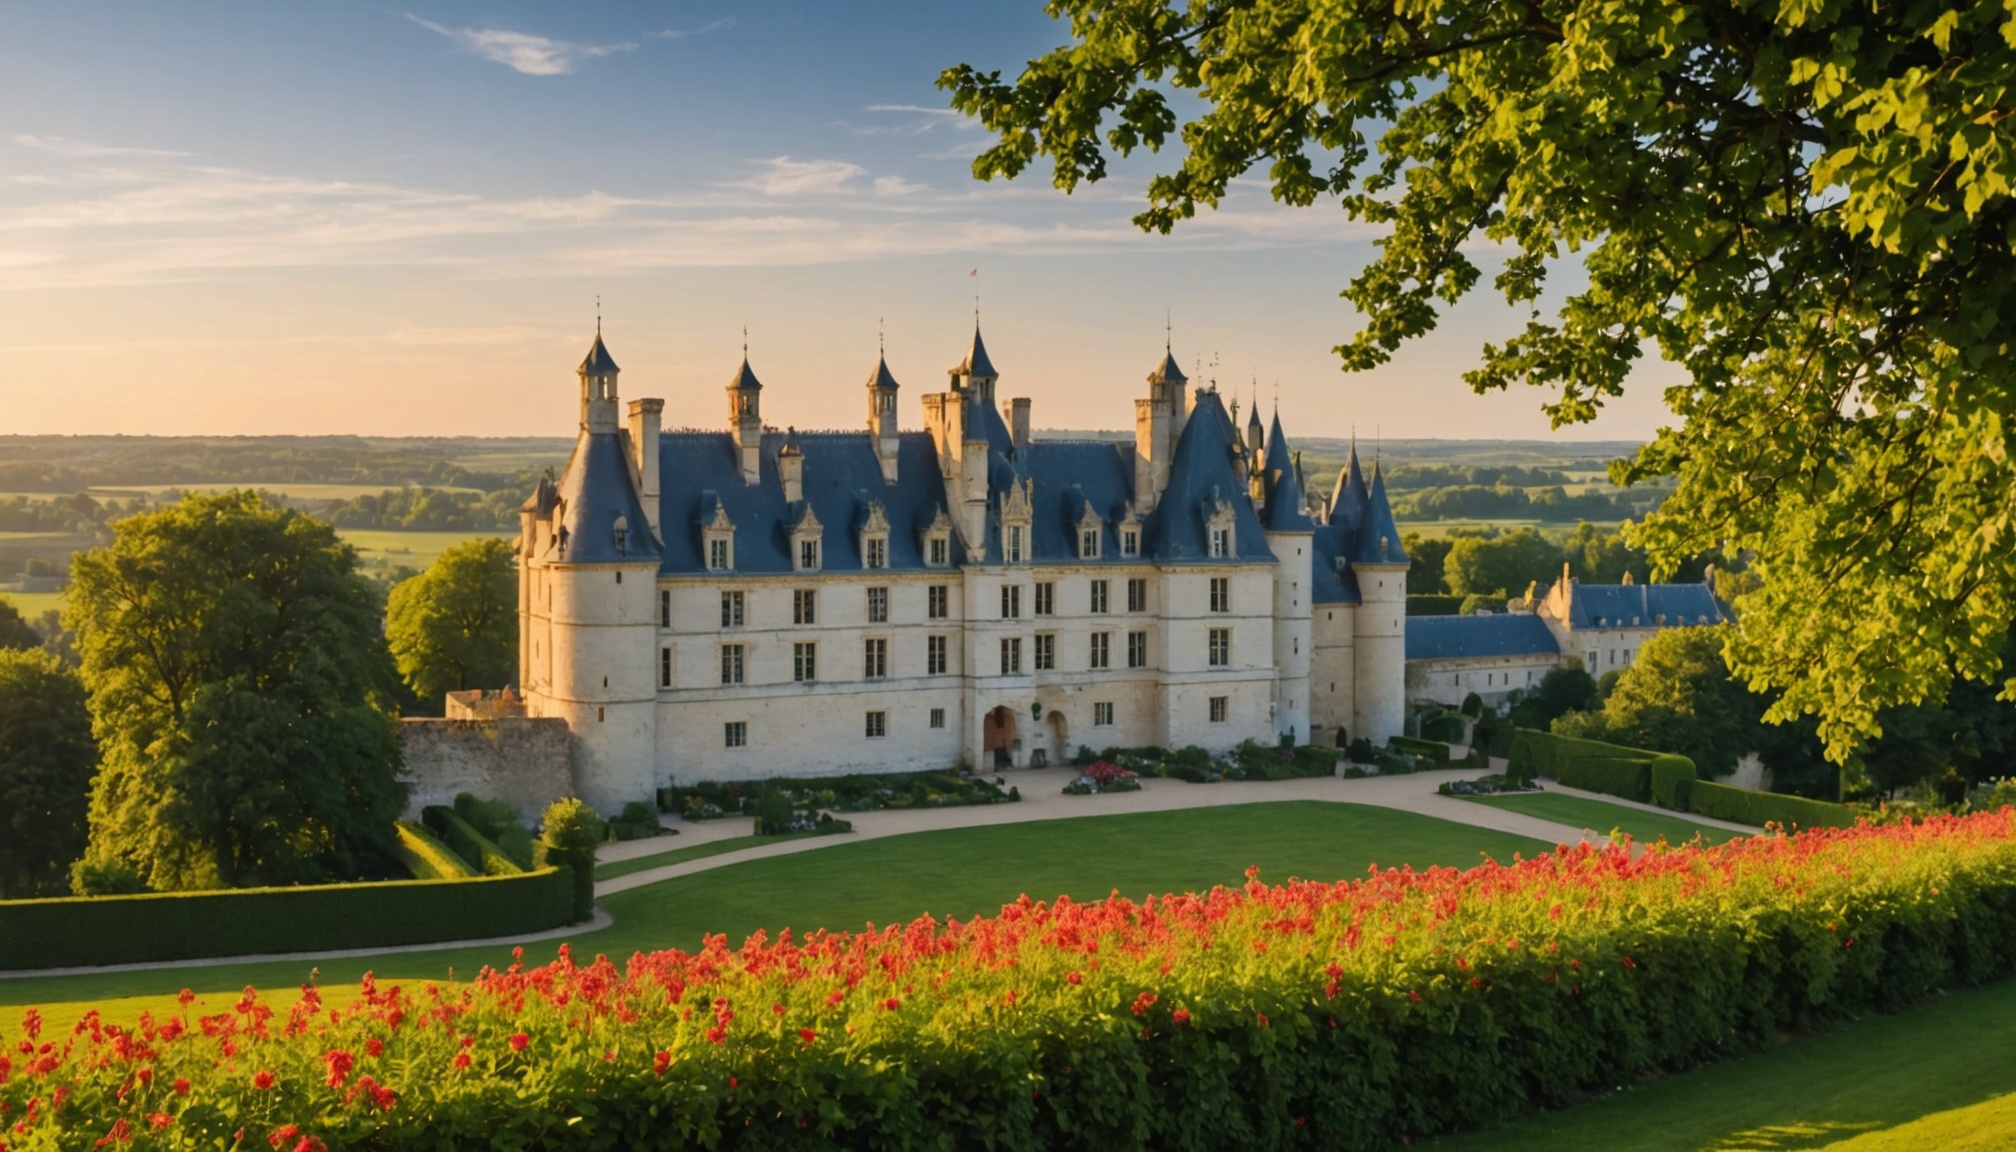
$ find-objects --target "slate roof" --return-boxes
[552,430,661,564]
[1261,410,1316,532]
[1351,463,1409,565]
[655,431,959,575]
[1141,390,1276,563]
[1559,582,1730,629]
[1406,614,1561,661]
[1150,350,1187,383]
[579,333,619,376]
[868,355,899,392]
[730,357,763,393]
[954,325,998,378]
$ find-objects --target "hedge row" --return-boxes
[0,866,574,970]
[1509,729,1656,801]
[423,805,525,876]
[15,815,2016,1150]
[1388,735,1453,762]
[390,821,477,880]
[1690,780,1859,831]
[1419,713,1467,744]
[1649,755,1698,811]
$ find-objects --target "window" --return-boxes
[929,707,945,729]
[724,721,747,748]
[1209,577,1230,614]
[864,537,887,570]
[659,647,673,688]
[1090,632,1110,670]
[720,644,744,685]
[864,638,888,679]
[615,571,622,585]
[1127,578,1147,612]
[927,634,948,675]
[721,590,744,628]
[1007,525,1025,564]
[1093,702,1114,726]
[1079,527,1101,559]
[1090,579,1109,614]
[793,641,818,682]
[660,590,671,628]
[1000,584,1022,619]
[799,538,821,571]
[1209,696,1228,723]
[597,706,605,722]
[1208,628,1230,667]
[1000,637,1023,675]
[1034,633,1055,671]
[867,587,888,623]
[865,710,886,738]
[709,537,731,571]
[1210,527,1231,558]
[1127,631,1147,668]
[928,584,949,619]
[928,535,949,567]
[1034,581,1054,616]
[794,589,817,625]
[1121,528,1139,557]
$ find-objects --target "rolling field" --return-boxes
[0,591,65,618]
[339,528,515,573]
[1397,517,1625,539]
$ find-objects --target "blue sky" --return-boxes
[0,2,1671,441]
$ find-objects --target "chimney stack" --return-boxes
[1006,397,1031,451]
[627,398,662,539]
[779,442,804,504]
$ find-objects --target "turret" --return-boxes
[728,356,764,485]
[950,324,998,405]
[866,354,901,483]
[1350,460,1410,744]
[1259,410,1315,742]
[1135,347,1189,513]
[579,329,620,434]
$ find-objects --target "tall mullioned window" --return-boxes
[1093,702,1113,726]
[1126,631,1147,668]
[864,537,888,569]
[928,536,949,567]
[1209,577,1230,614]
[1208,628,1230,667]
[1089,632,1110,670]
[864,638,888,679]
[1034,633,1055,671]
[660,647,673,688]
[709,538,731,571]
[721,590,744,627]
[865,711,886,738]
[1079,527,1100,559]
[1000,584,1022,619]
[794,642,818,682]
[660,590,671,628]
[799,538,821,571]
[794,589,817,625]
[1121,528,1139,557]
[927,635,948,675]
[867,587,888,624]
[1007,526,1025,564]
[720,644,744,685]
[1034,582,1054,616]
[1127,578,1147,612]
[1090,579,1109,614]
[1209,696,1228,723]
[1000,637,1023,675]
[724,721,747,748]
[928,584,949,619]
[1210,527,1231,558]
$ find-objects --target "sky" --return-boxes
[0,2,1676,442]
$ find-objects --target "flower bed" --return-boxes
[11,814,2016,1150]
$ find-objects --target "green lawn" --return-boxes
[0,802,1544,1035]
[1469,790,1747,846]
[593,831,829,881]
[1423,977,2016,1152]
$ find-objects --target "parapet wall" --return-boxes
[400,716,574,824]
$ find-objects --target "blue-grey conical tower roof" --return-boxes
[1352,461,1408,565]
[1150,348,1187,383]
[1260,411,1315,531]
[867,354,899,391]
[1329,443,1369,532]
[730,355,763,392]
[579,331,620,375]
[956,324,998,378]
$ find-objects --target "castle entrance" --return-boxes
[1047,711,1069,767]
[983,706,1017,770]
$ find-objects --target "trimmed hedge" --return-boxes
[1649,754,1698,811]
[423,805,525,876]
[390,821,477,880]
[1690,780,1858,831]
[1388,735,1452,762]
[1508,728,1656,802]
[1420,713,1467,744]
[0,867,573,970]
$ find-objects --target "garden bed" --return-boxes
[661,770,1014,821]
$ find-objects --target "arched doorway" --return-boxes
[983,705,1018,770]
[1048,711,1069,767]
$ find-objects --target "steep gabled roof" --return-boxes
[1261,411,1315,532]
[1406,614,1561,661]
[1329,443,1369,535]
[552,429,660,565]
[1141,390,1274,563]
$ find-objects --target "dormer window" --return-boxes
[700,496,735,572]
[1007,526,1025,564]
[1000,478,1033,566]
[1121,529,1139,557]
[1079,527,1100,559]
[858,500,891,571]
[1210,527,1231,558]
[799,538,821,571]
[709,538,731,571]
[613,514,630,557]
[920,505,953,569]
[1204,494,1235,559]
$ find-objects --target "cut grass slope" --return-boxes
[1,801,1542,1032]
[1423,978,2016,1152]
[594,831,825,881]
[1470,790,1745,846]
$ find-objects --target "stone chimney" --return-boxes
[1006,397,1031,451]
[627,398,662,538]
[779,442,804,504]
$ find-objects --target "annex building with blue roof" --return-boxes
[511,324,1414,812]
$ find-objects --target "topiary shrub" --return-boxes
[423,807,525,877]
[539,798,603,924]
[1650,755,1698,811]
[1420,712,1467,744]
[1460,692,1485,718]
[390,821,477,880]
[453,793,535,868]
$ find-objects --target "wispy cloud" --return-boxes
[651,17,734,39]
[873,175,927,196]
[405,15,634,76]
[12,135,191,159]
[742,157,863,197]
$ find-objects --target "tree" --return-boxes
[1581,628,1760,777]
[1511,665,1598,731]
[540,797,604,924]
[1443,529,1559,598]
[1401,533,1452,595]
[66,491,406,891]
[0,600,39,652]
[385,537,518,707]
[0,649,97,897]
[944,1,2016,761]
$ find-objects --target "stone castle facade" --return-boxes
[516,327,1411,812]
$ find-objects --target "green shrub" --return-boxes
[1388,735,1452,762]
[540,797,603,923]
[1508,729,1655,802]
[0,868,571,970]
[1460,692,1485,718]
[423,806,525,877]
[390,821,476,880]
[1420,713,1467,744]
[452,793,535,868]
[753,790,796,836]
[1650,755,1698,811]
[1689,780,1858,830]
[67,859,145,896]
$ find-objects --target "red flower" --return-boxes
[1130,991,1157,1016]
[294,1137,326,1152]
[798,1029,817,1046]
[1066,972,1083,986]
[705,1027,727,1044]
[323,1050,354,1088]
[266,1125,299,1149]
[363,1039,383,1059]
[1408,991,1422,1003]
[451,1052,471,1071]
[1171,1008,1191,1026]
[883,998,901,1011]
[508,1033,529,1052]
[652,1050,672,1077]
[146,1113,172,1131]
[171,1079,190,1097]
[251,1070,276,1092]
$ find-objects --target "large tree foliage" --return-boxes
[385,536,518,707]
[67,491,406,891]
[0,648,96,897]
[944,0,2016,759]
[0,600,40,652]
[1557,626,1761,776]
